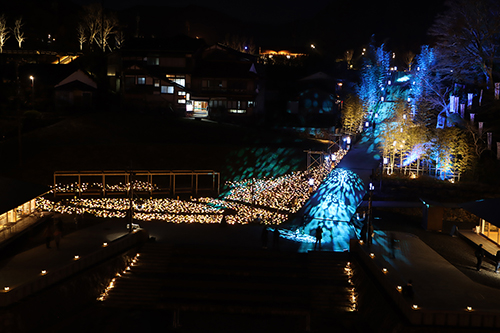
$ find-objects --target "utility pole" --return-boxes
[128,171,134,232]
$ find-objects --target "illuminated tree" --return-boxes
[430,127,472,179]
[410,45,451,123]
[12,17,24,48]
[99,13,118,52]
[428,0,500,88]
[81,4,119,52]
[77,23,86,51]
[0,15,9,53]
[404,51,415,71]
[358,41,390,123]
[114,30,125,49]
[82,4,100,50]
[344,49,354,69]
[342,94,364,134]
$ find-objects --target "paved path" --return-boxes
[363,230,500,311]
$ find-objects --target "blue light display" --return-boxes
[287,168,366,251]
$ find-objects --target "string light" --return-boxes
[37,150,347,230]
[98,253,140,302]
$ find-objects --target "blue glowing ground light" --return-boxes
[286,168,366,252]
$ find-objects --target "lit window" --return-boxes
[137,77,146,85]
[178,91,186,96]
[229,109,246,114]
[166,74,185,87]
[248,101,254,107]
[161,86,175,94]
[178,99,186,104]
[154,80,160,87]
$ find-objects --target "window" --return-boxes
[137,77,146,85]
[161,86,175,94]
[154,80,160,88]
[178,91,186,96]
[178,99,186,104]
[166,74,185,87]
[147,55,159,66]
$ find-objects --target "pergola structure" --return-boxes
[53,170,220,198]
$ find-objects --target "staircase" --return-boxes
[101,243,355,318]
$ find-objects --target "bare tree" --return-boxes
[404,51,415,71]
[82,4,101,50]
[429,0,500,88]
[77,23,86,50]
[224,33,256,54]
[0,15,9,53]
[344,49,354,68]
[465,121,490,158]
[100,13,118,51]
[114,29,124,49]
[12,17,24,48]
[81,4,118,52]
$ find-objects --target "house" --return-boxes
[54,69,97,112]
[0,176,50,246]
[460,198,500,245]
[190,44,259,120]
[107,35,202,115]
[107,36,260,119]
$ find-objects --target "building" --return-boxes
[190,43,259,119]
[0,177,50,245]
[461,198,500,245]
[54,69,97,112]
[107,36,260,119]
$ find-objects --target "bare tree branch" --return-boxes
[0,15,9,53]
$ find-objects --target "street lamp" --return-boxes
[29,76,34,106]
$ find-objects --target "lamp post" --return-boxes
[367,182,374,247]
[29,76,34,107]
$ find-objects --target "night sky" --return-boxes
[70,0,333,24]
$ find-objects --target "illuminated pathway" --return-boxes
[38,137,382,253]
[286,136,382,252]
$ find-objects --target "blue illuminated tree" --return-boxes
[357,41,391,125]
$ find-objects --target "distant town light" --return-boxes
[310,44,316,49]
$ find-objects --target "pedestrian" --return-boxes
[390,233,397,259]
[273,227,280,250]
[44,221,54,249]
[261,225,268,249]
[220,214,227,227]
[402,280,414,299]
[368,222,374,246]
[54,223,62,250]
[56,217,64,238]
[495,250,500,273]
[475,244,485,271]
[360,223,367,243]
[314,225,323,250]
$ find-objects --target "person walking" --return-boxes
[314,225,323,250]
[54,223,62,250]
[44,221,54,249]
[273,228,280,250]
[261,225,268,249]
[390,233,397,259]
[495,250,500,273]
[475,244,485,272]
